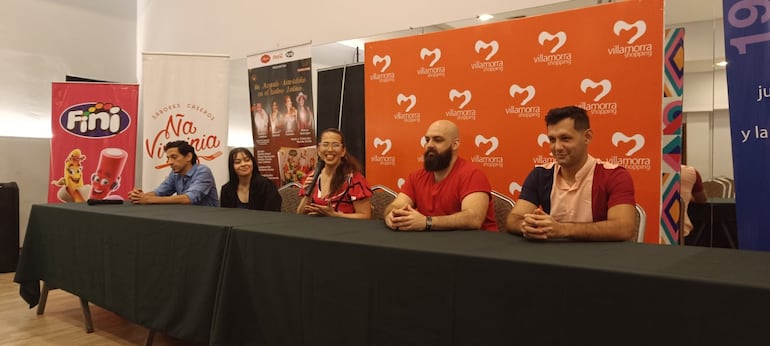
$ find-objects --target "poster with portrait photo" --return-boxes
[276,145,318,186]
[247,44,316,187]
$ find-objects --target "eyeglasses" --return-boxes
[319,142,343,149]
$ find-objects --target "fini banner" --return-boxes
[722,0,770,250]
[365,0,663,241]
[246,44,316,186]
[141,53,230,192]
[49,82,138,202]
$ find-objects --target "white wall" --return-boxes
[682,69,733,182]
[683,70,729,112]
[685,112,712,176]
[0,137,50,245]
[685,110,734,180]
[0,0,136,245]
[676,17,733,182]
[712,109,734,178]
[0,0,137,138]
[675,19,725,64]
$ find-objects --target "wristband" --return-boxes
[425,216,432,231]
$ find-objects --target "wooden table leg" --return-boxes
[79,298,94,333]
[36,281,50,315]
[145,330,156,346]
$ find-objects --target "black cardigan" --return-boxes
[219,174,282,211]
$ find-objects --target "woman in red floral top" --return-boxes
[297,128,372,219]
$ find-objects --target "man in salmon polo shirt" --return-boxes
[507,106,636,241]
[384,119,498,231]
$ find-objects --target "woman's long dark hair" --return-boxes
[227,147,260,184]
[320,128,362,196]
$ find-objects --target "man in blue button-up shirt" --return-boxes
[128,140,219,206]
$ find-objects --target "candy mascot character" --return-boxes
[51,149,88,202]
[88,148,128,200]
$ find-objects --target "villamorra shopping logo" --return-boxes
[393,93,421,123]
[576,78,618,115]
[533,133,555,164]
[606,132,650,170]
[608,20,653,58]
[534,31,572,66]
[370,54,395,83]
[509,181,523,196]
[446,89,476,120]
[418,48,446,78]
[471,135,504,168]
[418,136,428,163]
[370,137,396,166]
[505,84,541,118]
[471,40,504,72]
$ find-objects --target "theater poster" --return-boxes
[141,53,230,191]
[365,0,663,241]
[247,44,316,186]
[48,82,138,202]
[723,0,770,250]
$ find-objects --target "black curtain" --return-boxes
[66,75,110,82]
[316,64,365,174]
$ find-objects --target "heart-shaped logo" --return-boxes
[611,132,645,156]
[396,94,417,112]
[449,89,472,109]
[537,31,567,53]
[372,55,392,73]
[509,182,522,195]
[419,48,441,67]
[474,135,499,156]
[373,137,392,155]
[509,84,536,106]
[580,79,612,102]
[397,178,405,189]
[474,40,499,61]
[537,133,549,147]
[420,136,427,148]
[613,20,646,44]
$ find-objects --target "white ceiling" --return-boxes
[664,0,723,25]
[444,0,723,28]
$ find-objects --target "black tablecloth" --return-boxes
[211,215,770,346]
[14,203,240,343]
[15,203,770,345]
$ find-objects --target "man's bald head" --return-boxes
[426,119,459,142]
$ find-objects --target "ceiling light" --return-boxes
[477,14,494,21]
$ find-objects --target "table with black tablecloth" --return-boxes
[13,203,250,343]
[211,215,770,346]
[15,203,770,345]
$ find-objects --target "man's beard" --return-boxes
[423,147,452,172]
